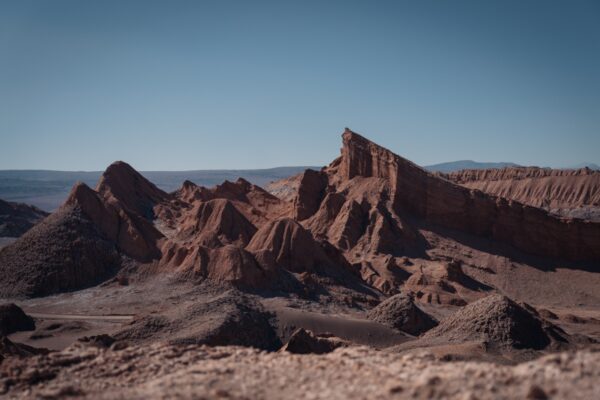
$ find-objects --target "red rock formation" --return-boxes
[324,129,600,262]
[293,169,328,221]
[96,161,170,219]
[246,218,330,273]
[178,199,257,247]
[174,178,288,228]
[2,129,599,300]
[65,182,162,261]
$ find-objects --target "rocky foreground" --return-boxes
[1,342,599,400]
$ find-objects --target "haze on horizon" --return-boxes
[1,0,599,171]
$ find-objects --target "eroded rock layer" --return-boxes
[442,166,600,219]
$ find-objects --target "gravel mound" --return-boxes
[422,294,568,349]
[115,291,281,350]
[366,294,438,335]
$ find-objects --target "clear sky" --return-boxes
[1,0,599,170]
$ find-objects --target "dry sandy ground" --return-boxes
[2,342,600,399]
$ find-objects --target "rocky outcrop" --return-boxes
[175,177,288,228]
[280,328,348,354]
[65,182,162,261]
[366,294,437,336]
[0,304,35,335]
[161,242,272,288]
[246,218,331,273]
[293,170,328,221]
[0,199,48,238]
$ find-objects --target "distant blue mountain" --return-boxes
[567,162,600,171]
[424,160,520,173]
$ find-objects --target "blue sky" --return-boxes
[1,0,599,170]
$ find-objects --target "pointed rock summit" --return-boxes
[96,161,169,218]
[180,199,257,247]
[338,128,404,181]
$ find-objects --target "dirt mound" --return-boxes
[179,199,257,247]
[0,207,122,297]
[366,294,437,336]
[0,304,35,335]
[0,198,48,238]
[0,303,35,335]
[115,292,280,350]
[422,294,568,350]
[280,328,348,354]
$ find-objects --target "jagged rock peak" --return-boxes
[64,181,101,209]
[182,180,197,189]
[339,128,417,181]
[96,161,168,218]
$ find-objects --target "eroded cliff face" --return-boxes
[316,129,600,262]
[442,166,600,211]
